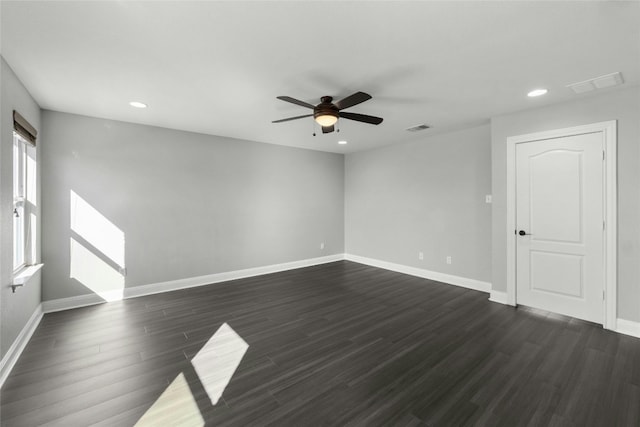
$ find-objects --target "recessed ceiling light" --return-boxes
[527,89,548,97]
[338,140,348,145]
[129,101,148,108]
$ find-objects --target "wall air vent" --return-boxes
[406,124,430,132]
[567,72,624,94]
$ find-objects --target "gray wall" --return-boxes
[41,111,344,301]
[3,72,638,364]
[345,125,492,283]
[491,86,640,322]
[0,57,42,360]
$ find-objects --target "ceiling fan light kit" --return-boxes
[314,115,338,126]
[273,91,383,134]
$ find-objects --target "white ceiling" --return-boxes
[1,1,639,153]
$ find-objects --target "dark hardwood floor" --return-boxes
[1,261,639,426]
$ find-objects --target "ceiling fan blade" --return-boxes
[339,111,383,125]
[272,114,313,123]
[335,92,372,110]
[276,96,316,109]
[322,125,335,134]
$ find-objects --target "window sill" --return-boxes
[13,264,44,286]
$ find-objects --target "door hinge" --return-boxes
[603,221,606,231]
[603,151,605,161]
[603,290,605,300]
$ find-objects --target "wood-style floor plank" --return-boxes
[1,260,639,426]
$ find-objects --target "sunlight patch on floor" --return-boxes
[134,373,204,427]
[192,322,250,405]
[134,322,249,425]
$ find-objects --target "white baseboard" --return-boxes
[124,253,344,299]
[344,253,491,293]
[488,290,509,305]
[42,254,345,313]
[616,318,640,339]
[42,293,107,313]
[0,304,43,387]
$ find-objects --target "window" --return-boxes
[12,111,37,273]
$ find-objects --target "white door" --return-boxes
[515,132,604,323]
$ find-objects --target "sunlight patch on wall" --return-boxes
[70,190,125,267]
[70,237,124,301]
[134,373,204,427]
[191,322,249,406]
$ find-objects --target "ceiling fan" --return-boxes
[272,91,383,134]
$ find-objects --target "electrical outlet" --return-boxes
[418,252,424,260]
[320,242,325,250]
[446,256,452,265]
[485,195,492,204]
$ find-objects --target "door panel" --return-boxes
[516,132,603,323]
[530,150,583,243]
[530,251,583,297]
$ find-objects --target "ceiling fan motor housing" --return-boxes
[314,96,339,121]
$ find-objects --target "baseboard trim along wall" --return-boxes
[124,253,344,300]
[0,304,43,388]
[616,319,640,339]
[41,292,109,314]
[344,253,492,293]
[42,253,345,313]
[488,290,510,305]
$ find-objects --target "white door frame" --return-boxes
[506,121,617,329]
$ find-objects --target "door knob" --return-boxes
[518,230,530,236]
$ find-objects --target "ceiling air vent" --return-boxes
[406,124,430,132]
[567,72,624,94]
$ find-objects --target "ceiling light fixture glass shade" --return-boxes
[129,101,148,108]
[314,114,338,127]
